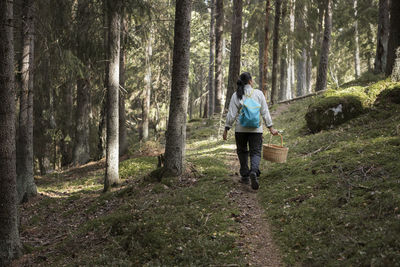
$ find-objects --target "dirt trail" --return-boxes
[227,103,290,266]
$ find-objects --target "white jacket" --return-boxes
[225,84,273,133]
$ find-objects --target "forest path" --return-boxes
[226,103,290,266]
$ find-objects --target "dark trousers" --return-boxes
[235,132,263,178]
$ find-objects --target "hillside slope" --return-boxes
[259,80,400,265]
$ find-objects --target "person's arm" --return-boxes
[223,94,240,140]
[259,92,279,135]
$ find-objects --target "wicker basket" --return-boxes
[263,134,289,163]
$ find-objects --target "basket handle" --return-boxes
[268,133,284,147]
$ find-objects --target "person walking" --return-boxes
[223,72,278,190]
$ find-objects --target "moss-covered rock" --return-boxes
[374,84,400,105]
[305,95,364,133]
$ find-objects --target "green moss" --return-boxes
[259,82,400,266]
[305,95,364,133]
[374,84,400,105]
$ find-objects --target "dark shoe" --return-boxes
[250,172,259,190]
[239,176,249,184]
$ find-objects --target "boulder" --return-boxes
[305,95,364,133]
[374,85,400,105]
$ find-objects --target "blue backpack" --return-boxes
[239,89,261,128]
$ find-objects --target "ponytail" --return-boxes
[237,79,245,100]
[236,72,252,100]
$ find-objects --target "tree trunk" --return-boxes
[386,0,400,76]
[0,0,22,263]
[189,91,193,120]
[119,14,127,156]
[72,78,91,165]
[279,45,288,101]
[16,0,37,203]
[261,0,272,97]
[73,0,91,165]
[104,1,120,191]
[287,0,296,99]
[296,49,307,97]
[279,1,288,101]
[295,2,307,97]
[199,67,204,118]
[353,0,361,78]
[270,0,282,105]
[374,0,390,73]
[207,0,215,117]
[258,31,263,90]
[164,0,192,176]
[306,33,313,94]
[97,0,108,160]
[214,0,223,114]
[141,32,152,141]
[315,0,332,91]
[225,0,243,109]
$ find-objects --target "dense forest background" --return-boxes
[1,0,400,265]
[12,0,394,175]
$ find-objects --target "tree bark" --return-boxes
[295,2,307,97]
[72,78,91,165]
[374,0,390,73]
[119,14,127,156]
[164,0,192,176]
[306,32,313,94]
[207,0,215,117]
[261,0,272,97]
[287,0,296,100]
[16,0,37,203]
[271,0,282,105]
[315,0,332,91]
[279,0,287,101]
[214,0,223,114]
[353,0,361,78]
[386,0,400,76]
[141,31,152,141]
[0,0,22,263]
[279,45,288,101]
[73,0,91,165]
[225,0,243,109]
[104,1,120,191]
[296,49,307,97]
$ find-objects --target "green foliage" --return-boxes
[259,78,400,266]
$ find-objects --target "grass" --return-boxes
[259,82,400,265]
[21,77,400,266]
[21,118,245,266]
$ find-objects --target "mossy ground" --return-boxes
[18,78,400,266]
[19,119,245,266]
[260,85,400,265]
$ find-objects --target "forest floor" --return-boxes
[13,77,400,266]
[13,107,286,266]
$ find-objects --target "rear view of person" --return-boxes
[223,72,278,190]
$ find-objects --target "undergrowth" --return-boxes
[260,80,400,265]
[22,119,244,266]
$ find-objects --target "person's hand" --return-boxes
[223,129,228,140]
[269,127,279,136]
